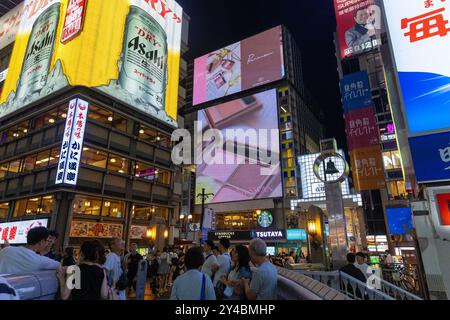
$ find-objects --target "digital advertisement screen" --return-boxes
[195,89,282,205]
[386,207,414,235]
[383,0,450,135]
[333,0,385,59]
[193,26,284,106]
[0,0,183,127]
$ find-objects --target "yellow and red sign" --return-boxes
[0,0,183,127]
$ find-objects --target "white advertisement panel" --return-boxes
[0,2,23,50]
[383,0,450,136]
[0,219,48,244]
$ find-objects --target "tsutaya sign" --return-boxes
[55,98,88,185]
[208,229,286,242]
[0,0,183,127]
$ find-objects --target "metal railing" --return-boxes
[379,263,427,299]
[296,270,423,300]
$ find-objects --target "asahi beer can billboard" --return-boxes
[0,0,183,128]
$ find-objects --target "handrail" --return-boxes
[295,269,423,300]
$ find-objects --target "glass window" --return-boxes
[132,204,154,220]
[383,150,402,170]
[138,126,171,148]
[35,150,51,169]
[107,155,129,175]
[0,203,8,220]
[88,105,113,126]
[72,195,102,216]
[0,163,8,179]
[112,114,127,132]
[81,147,108,169]
[49,148,60,166]
[33,107,59,130]
[13,196,54,217]
[22,155,36,172]
[7,159,22,175]
[101,200,125,218]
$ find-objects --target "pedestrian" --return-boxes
[340,253,367,299]
[0,227,61,274]
[220,245,252,300]
[211,238,232,299]
[384,250,394,264]
[57,240,109,300]
[126,243,143,296]
[285,251,295,265]
[0,276,19,300]
[44,230,59,260]
[212,246,220,258]
[355,252,370,278]
[242,238,278,300]
[149,251,160,295]
[201,240,217,279]
[170,247,216,300]
[62,247,77,267]
[103,237,127,300]
[168,248,178,286]
[158,247,171,294]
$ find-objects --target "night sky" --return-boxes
[177,0,347,149]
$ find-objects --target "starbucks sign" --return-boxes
[257,210,273,228]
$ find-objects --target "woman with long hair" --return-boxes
[219,245,252,300]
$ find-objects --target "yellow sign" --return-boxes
[0,0,183,127]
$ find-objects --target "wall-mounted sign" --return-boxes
[208,229,286,242]
[340,71,373,113]
[379,122,396,142]
[0,69,8,83]
[0,219,48,244]
[55,98,89,185]
[286,229,307,241]
[251,230,285,241]
[130,225,148,240]
[257,210,273,228]
[70,221,123,238]
[0,2,23,50]
[61,0,88,43]
[436,193,450,226]
[188,223,201,232]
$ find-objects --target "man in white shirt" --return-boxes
[211,238,231,287]
[201,240,217,279]
[355,252,370,279]
[0,227,61,274]
[104,237,126,300]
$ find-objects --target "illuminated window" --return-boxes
[383,150,402,170]
[215,211,259,230]
[88,105,128,133]
[138,125,171,148]
[101,200,125,218]
[0,203,8,220]
[72,195,102,216]
[107,156,129,175]
[35,150,52,169]
[388,181,408,200]
[22,155,36,172]
[132,161,171,185]
[33,107,61,130]
[81,148,108,169]
[7,159,21,175]
[13,195,54,217]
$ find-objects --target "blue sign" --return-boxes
[340,72,373,113]
[386,207,413,235]
[409,131,450,183]
[286,229,307,241]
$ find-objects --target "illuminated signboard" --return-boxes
[0,2,23,50]
[286,229,307,241]
[195,89,282,205]
[0,0,183,127]
[70,221,123,238]
[379,122,396,141]
[386,207,413,235]
[333,0,385,59]
[193,26,285,105]
[0,219,48,245]
[55,98,88,186]
[298,150,350,199]
[257,210,273,228]
[383,0,450,136]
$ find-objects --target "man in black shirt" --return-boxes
[340,253,367,299]
[126,243,143,295]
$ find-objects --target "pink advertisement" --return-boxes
[195,89,282,204]
[193,26,285,105]
[344,106,379,151]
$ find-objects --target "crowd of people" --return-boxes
[0,226,279,300]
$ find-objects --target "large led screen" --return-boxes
[195,89,282,205]
[333,0,385,59]
[193,26,284,106]
[0,0,183,127]
[383,0,450,136]
[386,207,413,235]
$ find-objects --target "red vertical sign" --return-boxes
[61,0,88,43]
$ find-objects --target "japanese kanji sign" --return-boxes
[333,0,385,59]
[383,0,450,136]
[345,106,379,150]
[61,0,88,43]
[55,98,89,186]
[340,71,373,113]
[0,219,48,245]
[350,145,386,191]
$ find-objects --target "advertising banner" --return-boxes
[340,71,373,113]
[436,193,450,226]
[0,0,183,127]
[350,145,386,191]
[383,0,450,136]
[193,26,284,106]
[0,219,48,244]
[55,98,88,185]
[386,207,413,235]
[0,2,23,50]
[286,229,307,241]
[70,221,123,238]
[344,106,379,150]
[334,0,384,59]
[130,225,148,239]
[195,89,282,205]
[409,131,450,183]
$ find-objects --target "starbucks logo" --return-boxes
[257,210,273,228]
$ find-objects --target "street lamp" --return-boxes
[307,218,317,236]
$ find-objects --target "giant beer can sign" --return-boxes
[0,0,183,127]
[119,5,168,112]
[16,3,60,100]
